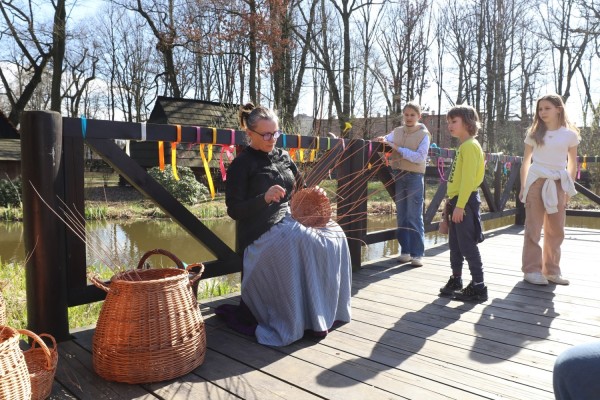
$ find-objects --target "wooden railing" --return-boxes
[19,110,600,340]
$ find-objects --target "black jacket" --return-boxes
[226,146,301,251]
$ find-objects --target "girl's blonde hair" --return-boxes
[447,105,481,136]
[527,94,579,146]
[403,101,422,115]
[238,102,279,130]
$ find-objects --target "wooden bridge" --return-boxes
[15,110,600,398]
[49,225,600,399]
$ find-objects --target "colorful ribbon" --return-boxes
[437,157,447,182]
[310,137,319,162]
[158,140,165,171]
[199,127,217,199]
[140,122,147,141]
[80,116,87,139]
[218,129,236,181]
[171,125,181,180]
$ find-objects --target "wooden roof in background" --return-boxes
[148,97,240,129]
[0,139,20,161]
[130,97,241,168]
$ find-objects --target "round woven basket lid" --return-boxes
[290,187,331,228]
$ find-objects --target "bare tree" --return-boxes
[115,0,188,98]
[354,1,385,137]
[96,6,158,121]
[540,0,590,101]
[50,0,66,112]
[375,0,430,117]
[0,0,53,125]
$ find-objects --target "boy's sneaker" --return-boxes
[411,257,424,267]
[440,276,463,296]
[453,281,488,302]
[398,253,412,263]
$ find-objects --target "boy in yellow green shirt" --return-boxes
[439,105,487,302]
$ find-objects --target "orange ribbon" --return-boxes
[158,141,165,171]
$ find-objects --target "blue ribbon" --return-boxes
[80,115,87,139]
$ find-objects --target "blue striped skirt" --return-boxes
[242,214,352,346]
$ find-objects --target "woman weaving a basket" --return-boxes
[215,103,352,346]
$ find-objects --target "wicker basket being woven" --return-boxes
[21,330,58,400]
[0,326,32,400]
[290,187,332,228]
[91,249,206,384]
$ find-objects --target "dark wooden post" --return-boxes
[515,163,525,225]
[494,162,502,210]
[20,111,70,341]
[337,139,368,271]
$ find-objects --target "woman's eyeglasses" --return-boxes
[250,129,281,141]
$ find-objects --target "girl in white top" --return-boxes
[519,94,580,286]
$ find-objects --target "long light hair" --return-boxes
[527,94,579,146]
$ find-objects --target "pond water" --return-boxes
[2,214,599,267]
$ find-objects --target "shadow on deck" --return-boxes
[50,225,600,399]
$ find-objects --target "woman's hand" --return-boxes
[375,136,386,142]
[264,185,286,204]
[518,187,525,203]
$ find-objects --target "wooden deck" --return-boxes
[49,225,600,399]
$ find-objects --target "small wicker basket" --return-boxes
[91,249,206,384]
[21,330,58,400]
[290,187,332,228]
[0,325,32,400]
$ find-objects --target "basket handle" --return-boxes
[18,329,54,370]
[137,249,185,270]
[89,273,110,293]
[186,263,205,286]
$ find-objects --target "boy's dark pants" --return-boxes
[448,191,484,283]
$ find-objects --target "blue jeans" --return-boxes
[392,170,425,257]
[554,342,600,399]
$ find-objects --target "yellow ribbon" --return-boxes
[343,122,352,135]
[171,125,181,180]
[200,142,215,200]
[310,137,319,162]
[582,155,587,170]
[200,145,215,199]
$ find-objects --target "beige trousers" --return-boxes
[522,178,566,275]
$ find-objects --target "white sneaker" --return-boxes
[398,253,412,263]
[524,272,548,285]
[411,257,424,267]
[545,274,570,285]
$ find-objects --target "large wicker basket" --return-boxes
[0,325,32,400]
[91,249,206,384]
[21,329,58,400]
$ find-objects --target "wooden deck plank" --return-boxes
[202,318,406,400]
[47,225,600,399]
[55,340,157,399]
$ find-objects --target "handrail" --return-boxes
[19,111,600,341]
